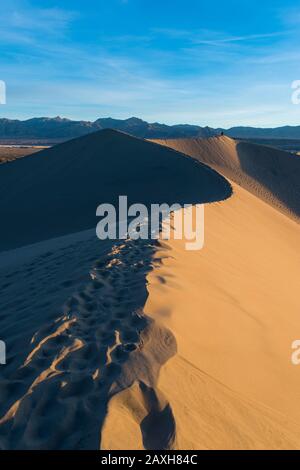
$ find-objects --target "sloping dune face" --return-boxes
[1,129,300,450]
[103,183,300,450]
[0,130,231,450]
[0,130,231,252]
[152,136,300,221]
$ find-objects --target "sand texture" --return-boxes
[152,136,300,222]
[0,130,299,449]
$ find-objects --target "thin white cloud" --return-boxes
[1,0,300,128]
[192,31,288,46]
[0,1,77,44]
[249,51,300,65]
[280,6,300,26]
[151,27,288,46]
[10,8,76,32]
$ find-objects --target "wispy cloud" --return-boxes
[1,0,300,127]
[280,6,300,25]
[152,27,288,46]
[0,0,77,45]
[10,8,76,33]
[192,31,288,46]
[248,50,300,65]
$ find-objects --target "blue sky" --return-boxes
[1,0,300,127]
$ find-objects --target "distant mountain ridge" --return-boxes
[0,116,300,141]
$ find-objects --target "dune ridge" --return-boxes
[152,136,300,222]
[0,130,230,449]
[102,181,300,450]
[0,129,231,252]
[1,130,300,449]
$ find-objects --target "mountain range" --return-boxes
[1,116,300,142]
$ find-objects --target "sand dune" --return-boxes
[0,130,231,252]
[102,183,300,449]
[0,231,177,449]
[152,136,300,221]
[0,130,230,449]
[0,130,299,449]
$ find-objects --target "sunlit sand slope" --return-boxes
[103,183,300,449]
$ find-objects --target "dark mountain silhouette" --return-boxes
[0,116,300,142]
[223,125,300,139]
[0,116,216,142]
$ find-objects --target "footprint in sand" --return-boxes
[0,236,177,450]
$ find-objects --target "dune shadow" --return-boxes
[0,130,232,252]
[0,234,178,450]
[139,382,176,450]
[236,141,300,219]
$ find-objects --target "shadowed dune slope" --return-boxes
[0,130,231,252]
[152,136,300,221]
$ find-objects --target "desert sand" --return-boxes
[102,184,300,449]
[0,130,230,252]
[0,130,299,449]
[152,136,300,222]
[0,146,43,164]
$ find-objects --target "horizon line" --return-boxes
[0,115,300,130]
